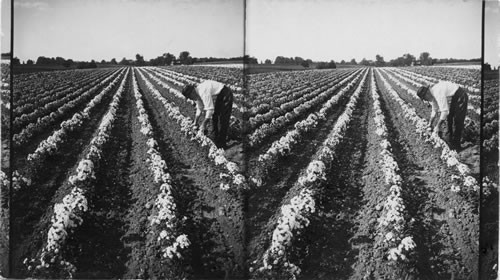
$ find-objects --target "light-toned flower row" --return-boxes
[398,67,480,93]
[13,69,123,146]
[26,69,127,165]
[15,69,114,119]
[142,68,193,102]
[248,70,351,111]
[374,69,479,194]
[14,68,100,107]
[253,68,367,279]
[146,67,245,113]
[249,69,362,130]
[131,70,190,259]
[369,70,416,261]
[256,69,368,176]
[388,68,480,108]
[26,68,130,276]
[156,66,244,93]
[136,68,246,190]
[14,68,118,124]
[380,69,478,122]
[249,69,364,147]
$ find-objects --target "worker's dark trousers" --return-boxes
[213,86,233,148]
[446,87,468,149]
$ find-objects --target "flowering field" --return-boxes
[8,65,487,279]
[245,67,482,280]
[10,66,247,278]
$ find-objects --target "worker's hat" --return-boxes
[417,86,429,100]
[181,84,196,98]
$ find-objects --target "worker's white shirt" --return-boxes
[430,81,460,120]
[195,80,225,119]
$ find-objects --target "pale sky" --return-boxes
[485,0,500,67]
[14,0,244,61]
[1,0,11,53]
[247,0,483,63]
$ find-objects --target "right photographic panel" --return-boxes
[244,0,488,279]
[481,0,499,278]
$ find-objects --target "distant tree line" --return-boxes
[13,50,482,69]
[13,56,98,69]
[349,52,481,67]
[13,51,258,68]
[270,56,340,69]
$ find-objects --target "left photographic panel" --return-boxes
[11,0,245,278]
[0,0,11,277]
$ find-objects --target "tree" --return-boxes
[419,52,432,65]
[26,59,34,65]
[12,57,20,65]
[135,54,145,66]
[264,59,272,64]
[294,56,304,65]
[483,63,492,71]
[340,60,346,64]
[327,60,336,69]
[100,59,106,64]
[119,57,130,65]
[360,58,369,66]
[350,58,357,65]
[110,58,117,64]
[375,54,385,67]
[403,53,415,66]
[179,51,192,65]
[301,60,310,68]
[164,53,175,65]
[243,55,258,64]
[62,59,72,68]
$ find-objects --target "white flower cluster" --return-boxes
[258,68,369,167]
[369,70,415,262]
[27,68,127,163]
[136,68,246,190]
[12,170,31,190]
[387,236,416,261]
[375,69,479,193]
[131,70,190,259]
[35,68,129,271]
[482,176,498,197]
[162,234,191,259]
[257,188,315,279]
[0,171,8,188]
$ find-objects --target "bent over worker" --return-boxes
[181,80,233,149]
[417,81,468,150]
